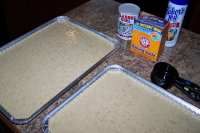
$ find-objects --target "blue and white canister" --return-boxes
[165,0,188,47]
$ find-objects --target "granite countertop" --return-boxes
[12,0,200,132]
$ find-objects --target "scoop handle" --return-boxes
[175,77,200,101]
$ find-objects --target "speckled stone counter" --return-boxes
[13,0,200,132]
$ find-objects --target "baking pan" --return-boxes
[0,16,119,124]
[42,65,200,133]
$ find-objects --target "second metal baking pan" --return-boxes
[42,65,200,133]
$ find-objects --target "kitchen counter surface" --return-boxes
[8,0,200,132]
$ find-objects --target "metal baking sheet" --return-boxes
[42,65,200,133]
[0,16,119,124]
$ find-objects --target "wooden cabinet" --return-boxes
[0,0,88,46]
[185,0,200,33]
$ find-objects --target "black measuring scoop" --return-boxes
[151,62,200,101]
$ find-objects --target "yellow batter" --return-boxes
[49,70,200,133]
[0,21,114,119]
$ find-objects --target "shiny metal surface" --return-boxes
[42,64,200,133]
[0,16,119,124]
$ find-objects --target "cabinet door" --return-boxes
[115,0,168,17]
[3,0,33,40]
[1,0,89,45]
[186,0,200,33]
[28,0,89,29]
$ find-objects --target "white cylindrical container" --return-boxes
[117,3,140,41]
[165,0,188,47]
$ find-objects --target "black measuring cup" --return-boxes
[151,62,200,101]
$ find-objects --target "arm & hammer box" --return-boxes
[130,15,169,61]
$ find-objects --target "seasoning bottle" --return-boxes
[117,3,140,49]
[165,0,188,47]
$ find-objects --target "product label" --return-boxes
[140,36,150,48]
[119,14,135,23]
[165,2,187,41]
[117,14,137,40]
[166,6,185,22]
[130,16,167,61]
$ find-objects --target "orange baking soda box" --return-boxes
[130,15,169,61]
